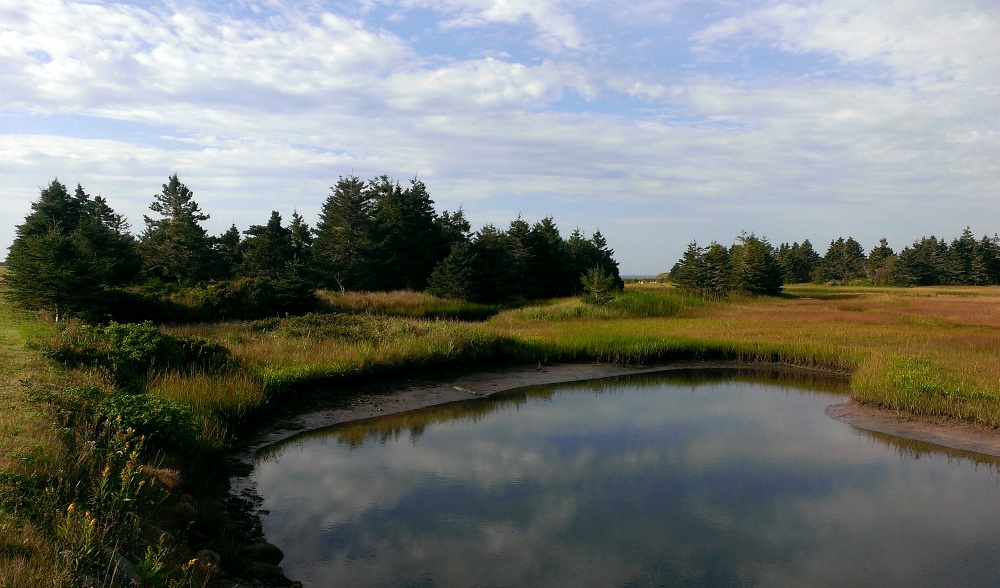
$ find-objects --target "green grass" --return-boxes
[146,284,1000,439]
[0,273,74,586]
[315,289,509,320]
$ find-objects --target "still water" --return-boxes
[251,369,1000,587]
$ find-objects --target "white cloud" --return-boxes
[693,0,1000,89]
[1,1,411,113]
[3,0,1000,272]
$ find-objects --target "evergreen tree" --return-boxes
[670,241,707,292]
[427,242,477,300]
[895,236,949,286]
[702,242,732,296]
[311,176,374,291]
[287,211,313,264]
[468,224,516,302]
[436,209,472,253]
[567,229,624,294]
[215,224,243,279]
[978,235,1000,285]
[365,176,437,290]
[777,240,820,284]
[948,228,989,285]
[140,174,217,285]
[866,238,897,285]
[238,211,292,279]
[580,266,617,305]
[5,179,138,319]
[524,217,574,299]
[729,233,783,295]
[504,216,535,299]
[815,237,866,283]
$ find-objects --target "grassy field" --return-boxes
[5,280,1000,585]
[150,283,1000,440]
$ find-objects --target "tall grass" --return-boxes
[0,279,79,586]
[151,284,1000,448]
[315,289,508,320]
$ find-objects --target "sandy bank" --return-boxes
[825,401,1000,458]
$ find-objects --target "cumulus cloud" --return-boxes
[3,0,999,272]
[693,0,1000,88]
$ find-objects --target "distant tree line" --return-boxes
[4,176,622,321]
[671,228,1000,296]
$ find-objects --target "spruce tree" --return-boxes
[311,176,374,291]
[140,174,217,285]
[5,179,138,319]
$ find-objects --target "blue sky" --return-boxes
[2,0,998,275]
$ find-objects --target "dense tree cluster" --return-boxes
[671,228,1000,296]
[5,175,623,321]
[671,234,783,296]
[5,180,140,320]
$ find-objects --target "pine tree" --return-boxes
[5,179,138,319]
[729,233,783,295]
[311,176,374,291]
[238,211,292,279]
[140,174,217,285]
[815,237,866,283]
[866,238,896,285]
[427,242,477,300]
[670,241,706,292]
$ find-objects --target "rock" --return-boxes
[107,551,140,585]
[196,549,222,567]
[247,561,287,582]
[241,542,284,565]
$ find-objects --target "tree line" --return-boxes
[670,228,1000,296]
[4,175,622,321]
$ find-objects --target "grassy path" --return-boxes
[0,299,68,586]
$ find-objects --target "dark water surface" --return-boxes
[251,369,1000,587]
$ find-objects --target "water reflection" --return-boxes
[252,368,1000,587]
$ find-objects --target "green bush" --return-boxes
[47,321,231,390]
[99,393,201,451]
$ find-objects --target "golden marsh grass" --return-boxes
[152,284,1000,443]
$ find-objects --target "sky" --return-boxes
[2,0,998,275]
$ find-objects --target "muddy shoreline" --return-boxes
[825,401,1000,457]
[233,359,1000,469]
[231,361,828,464]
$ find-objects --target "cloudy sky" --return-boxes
[2,0,998,274]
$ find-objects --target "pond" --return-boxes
[250,368,1000,587]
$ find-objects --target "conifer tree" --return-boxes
[311,176,374,291]
[729,233,783,295]
[140,174,217,285]
[5,179,138,319]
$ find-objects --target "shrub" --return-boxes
[99,394,201,451]
[47,321,231,390]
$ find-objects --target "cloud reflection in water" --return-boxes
[252,369,1000,587]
